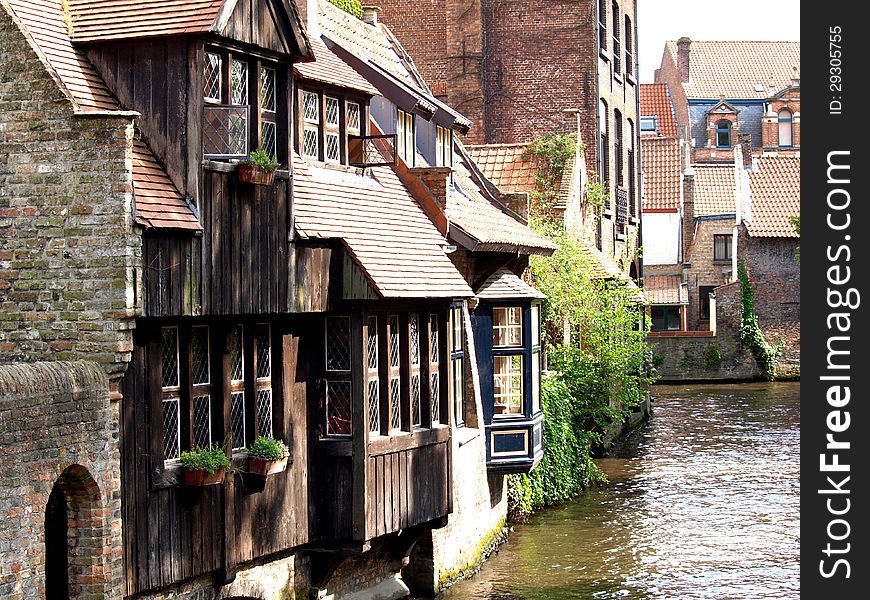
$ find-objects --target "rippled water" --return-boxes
[437,383,800,599]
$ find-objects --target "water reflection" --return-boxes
[436,383,800,599]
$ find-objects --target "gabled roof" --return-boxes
[476,269,546,300]
[746,155,800,238]
[447,152,556,256]
[641,137,681,212]
[65,0,312,58]
[665,40,800,99]
[707,98,739,115]
[692,163,736,216]
[3,0,200,230]
[292,153,472,299]
[639,83,678,138]
[295,33,380,95]
[315,0,470,132]
[644,274,688,305]
[465,144,539,194]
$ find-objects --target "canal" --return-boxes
[436,382,800,599]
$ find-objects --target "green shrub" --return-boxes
[652,352,665,368]
[678,348,694,370]
[244,147,278,171]
[702,343,722,371]
[246,436,290,461]
[327,0,363,18]
[738,260,784,380]
[179,444,231,475]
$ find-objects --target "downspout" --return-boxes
[633,0,642,284]
[732,144,741,282]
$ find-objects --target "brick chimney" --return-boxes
[677,37,691,83]
[409,166,452,210]
[361,6,381,26]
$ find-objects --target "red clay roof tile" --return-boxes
[665,40,800,99]
[644,274,688,305]
[132,137,201,231]
[295,34,381,96]
[464,144,540,194]
[640,83,678,138]
[746,155,800,238]
[641,137,681,212]
[692,163,736,216]
[476,269,545,300]
[66,0,226,42]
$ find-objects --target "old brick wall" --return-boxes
[0,361,123,599]
[0,9,140,379]
[685,218,734,330]
[654,45,690,135]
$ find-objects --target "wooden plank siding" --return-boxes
[120,323,310,595]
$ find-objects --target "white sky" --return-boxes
[637,0,801,83]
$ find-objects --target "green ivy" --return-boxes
[789,215,800,262]
[738,260,784,380]
[522,134,577,219]
[702,343,722,371]
[327,0,363,18]
[507,222,654,520]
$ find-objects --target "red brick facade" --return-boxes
[762,88,800,150]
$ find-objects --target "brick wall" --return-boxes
[0,11,140,379]
[0,361,123,599]
[685,218,734,330]
[654,45,690,134]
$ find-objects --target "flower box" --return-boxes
[183,467,226,487]
[248,455,289,476]
[237,164,276,186]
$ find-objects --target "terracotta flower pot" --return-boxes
[248,455,288,476]
[183,468,226,487]
[237,164,276,186]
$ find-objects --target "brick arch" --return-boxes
[46,464,109,598]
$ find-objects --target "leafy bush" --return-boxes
[738,260,784,380]
[244,147,278,171]
[703,343,722,371]
[246,436,290,461]
[327,0,363,18]
[180,444,231,475]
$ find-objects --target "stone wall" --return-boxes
[685,217,734,330]
[0,9,140,379]
[0,361,123,599]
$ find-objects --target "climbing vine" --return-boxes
[738,260,784,380]
[522,133,578,219]
[508,221,654,519]
[327,0,363,18]
[789,215,800,262]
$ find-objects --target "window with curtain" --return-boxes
[778,109,793,147]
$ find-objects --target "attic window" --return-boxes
[716,120,732,148]
[640,116,658,134]
[300,89,368,165]
[303,91,320,159]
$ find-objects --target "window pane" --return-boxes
[412,374,421,427]
[230,326,244,381]
[326,380,352,436]
[494,354,524,416]
[429,314,439,363]
[347,102,361,134]
[532,350,540,414]
[303,91,319,123]
[193,395,211,449]
[260,66,276,112]
[161,327,179,389]
[396,111,406,160]
[191,326,209,385]
[389,315,400,368]
[256,389,273,438]
[367,316,378,371]
[410,314,420,366]
[162,398,180,460]
[451,307,462,352]
[452,357,464,426]
[367,316,380,434]
[390,376,401,431]
[531,305,540,347]
[231,60,248,106]
[431,373,440,424]
[303,127,319,158]
[325,132,340,163]
[368,379,380,434]
[261,121,276,160]
[325,96,340,126]
[231,391,246,449]
[778,110,792,146]
[204,53,221,102]
[493,306,523,347]
[256,324,271,378]
[326,316,351,371]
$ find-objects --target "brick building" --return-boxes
[375,0,642,279]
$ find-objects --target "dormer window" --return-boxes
[436,125,453,167]
[778,109,793,147]
[716,120,732,148]
[203,48,283,162]
[640,115,658,135]
[299,88,368,165]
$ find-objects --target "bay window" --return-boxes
[299,88,369,165]
[450,304,466,427]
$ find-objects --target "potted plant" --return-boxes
[245,436,290,476]
[179,443,231,486]
[237,148,279,185]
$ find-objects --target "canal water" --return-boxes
[437,382,800,599]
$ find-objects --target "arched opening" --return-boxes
[44,465,107,599]
[715,120,732,148]
[45,483,69,599]
[778,109,793,147]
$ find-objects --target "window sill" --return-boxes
[599,48,611,62]
[625,73,637,87]
[455,426,481,447]
[712,259,732,264]
[614,72,624,85]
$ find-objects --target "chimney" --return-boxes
[676,37,691,83]
[361,6,381,26]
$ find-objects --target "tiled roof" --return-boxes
[66,0,223,42]
[665,40,800,99]
[132,137,201,231]
[5,0,200,230]
[292,154,472,299]
[641,137,681,211]
[448,155,556,255]
[5,0,120,110]
[644,274,688,305]
[465,144,539,194]
[639,83,678,138]
[746,155,800,238]
[476,269,545,300]
[316,0,418,90]
[692,163,736,216]
[295,34,380,95]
